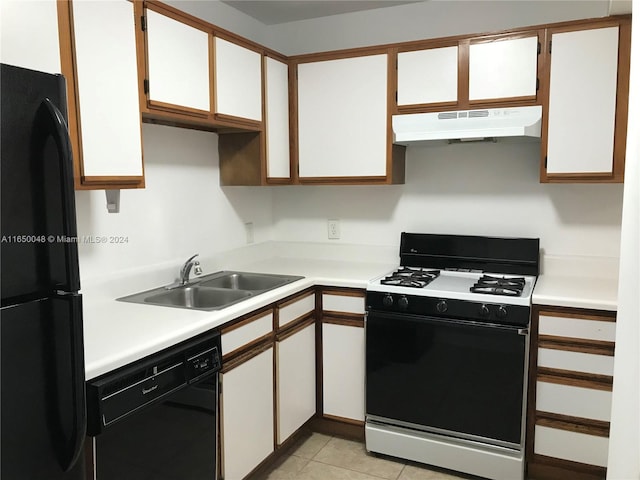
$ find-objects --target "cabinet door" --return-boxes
[322,323,365,421]
[545,26,619,176]
[265,56,291,180]
[468,35,539,101]
[221,347,274,480]
[297,54,388,179]
[277,323,316,444]
[397,45,458,106]
[70,0,144,185]
[145,8,210,113]
[214,37,262,122]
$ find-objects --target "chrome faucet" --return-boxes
[178,254,202,286]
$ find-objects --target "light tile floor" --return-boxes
[257,433,476,480]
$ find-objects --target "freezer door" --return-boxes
[1,294,86,479]
[1,64,80,301]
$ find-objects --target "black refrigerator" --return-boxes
[1,64,86,479]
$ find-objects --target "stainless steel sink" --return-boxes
[198,271,303,292]
[117,271,304,311]
[144,286,252,310]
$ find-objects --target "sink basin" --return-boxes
[116,271,304,311]
[198,271,302,291]
[144,286,252,310]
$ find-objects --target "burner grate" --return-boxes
[470,275,525,296]
[380,267,440,288]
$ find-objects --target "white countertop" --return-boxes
[532,255,619,311]
[81,244,620,380]
[82,249,395,380]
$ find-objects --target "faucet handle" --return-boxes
[194,261,202,276]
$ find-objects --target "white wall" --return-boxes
[75,124,274,283]
[607,0,639,476]
[266,0,610,55]
[273,141,624,258]
[0,0,60,73]
[164,0,269,46]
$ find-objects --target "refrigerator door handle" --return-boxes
[40,98,80,291]
[60,294,86,472]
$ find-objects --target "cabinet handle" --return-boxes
[142,385,158,395]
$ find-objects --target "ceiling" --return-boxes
[221,0,423,25]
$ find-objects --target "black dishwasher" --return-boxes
[86,331,221,480]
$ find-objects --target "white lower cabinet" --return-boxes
[277,322,316,444]
[322,323,365,421]
[221,347,274,480]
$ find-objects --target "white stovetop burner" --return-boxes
[367,267,537,306]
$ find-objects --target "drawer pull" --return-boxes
[142,385,158,395]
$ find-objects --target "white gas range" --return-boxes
[365,233,540,480]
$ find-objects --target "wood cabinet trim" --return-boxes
[321,315,365,328]
[457,39,470,107]
[276,316,315,342]
[277,289,316,308]
[221,338,273,373]
[322,413,365,427]
[221,307,274,335]
[540,18,630,183]
[536,412,610,437]
[288,15,629,65]
[468,29,541,45]
[538,335,615,356]
[534,305,617,321]
[58,0,146,190]
[529,455,607,480]
[147,99,211,118]
[537,369,613,391]
[145,1,210,33]
[320,287,366,298]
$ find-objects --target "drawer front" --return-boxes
[538,314,616,342]
[536,381,612,422]
[222,312,273,356]
[322,293,365,315]
[534,425,609,467]
[278,293,315,329]
[538,347,614,376]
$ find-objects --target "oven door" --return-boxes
[366,310,528,448]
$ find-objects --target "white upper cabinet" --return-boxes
[297,54,388,179]
[397,46,458,106]
[145,9,210,112]
[214,37,262,122]
[71,0,143,180]
[468,35,539,101]
[265,56,291,179]
[0,0,61,74]
[546,26,619,175]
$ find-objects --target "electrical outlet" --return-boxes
[245,222,254,244]
[327,219,340,240]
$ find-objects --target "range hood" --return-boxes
[393,105,542,144]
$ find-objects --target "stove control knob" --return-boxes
[497,305,508,318]
[398,296,409,310]
[436,300,448,313]
[479,304,490,317]
[382,294,394,307]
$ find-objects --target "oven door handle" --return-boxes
[367,310,527,333]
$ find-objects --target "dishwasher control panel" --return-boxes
[87,330,222,436]
[187,345,221,382]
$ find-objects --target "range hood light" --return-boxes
[448,137,497,144]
